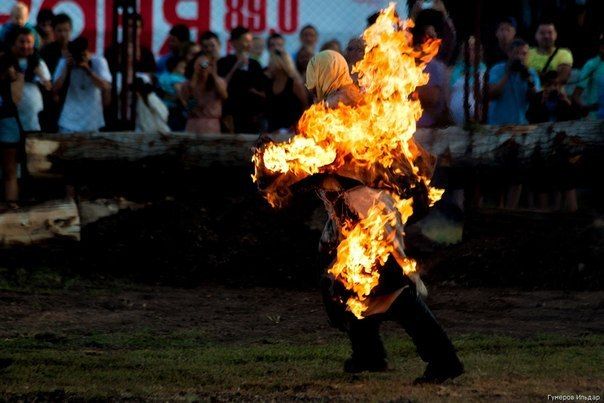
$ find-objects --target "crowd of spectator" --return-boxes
[0,0,602,211]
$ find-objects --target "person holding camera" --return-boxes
[527,70,575,124]
[179,53,227,134]
[264,33,308,133]
[488,39,541,209]
[217,26,267,133]
[488,39,541,125]
[526,70,578,212]
[52,37,112,133]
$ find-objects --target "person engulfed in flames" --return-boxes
[253,4,463,383]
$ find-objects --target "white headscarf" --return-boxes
[305,50,353,101]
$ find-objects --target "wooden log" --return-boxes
[0,199,80,246]
[78,198,146,226]
[0,198,147,246]
[25,132,259,177]
[413,119,603,167]
[25,120,604,177]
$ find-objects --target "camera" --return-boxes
[509,59,530,80]
[274,49,283,56]
[68,37,89,65]
[199,60,210,69]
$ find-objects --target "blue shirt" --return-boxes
[488,62,541,125]
[158,72,186,108]
[156,52,177,73]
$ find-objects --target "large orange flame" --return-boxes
[253,3,442,318]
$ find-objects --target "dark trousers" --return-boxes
[347,285,458,365]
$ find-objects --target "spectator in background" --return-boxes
[250,35,268,68]
[270,32,312,108]
[557,1,601,69]
[413,20,450,128]
[294,25,319,60]
[488,39,541,210]
[450,36,486,126]
[200,31,221,63]
[35,8,54,48]
[572,34,604,119]
[527,20,573,85]
[157,24,190,73]
[267,33,285,53]
[183,42,201,64]
[486,17,517,66]
[158,56,187,131]
[180,53,227,134]
[527,70,575,123]
[8,27,51,132]
[295,47,314,84]
[0,54,24,210]
[134,76,169,135]
[410,0,457,65]
[488,39,540,125]
[320,40,342,54]
[0,2,40,50]
[105,14,156,76]
[217,26,266,133]
[527,70,579,213]
[52,37,112,133]
[264,39,308,132]
[39,13,72,132]
[344,37,365,85]
[40,13,72,76]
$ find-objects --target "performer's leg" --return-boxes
[389,286,463,383]
[344,316,388,373]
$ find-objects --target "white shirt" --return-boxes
[53,55,112,132]
[17,59,50,131]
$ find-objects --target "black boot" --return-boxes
[413,355,464,384]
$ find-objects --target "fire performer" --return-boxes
[253,5,463,384]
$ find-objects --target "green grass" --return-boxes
[1,331,602,401]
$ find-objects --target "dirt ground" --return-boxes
[1,284,602,343]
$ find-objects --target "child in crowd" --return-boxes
[158,56,187,131]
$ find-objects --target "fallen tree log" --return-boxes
[413,119,603,167]
[0,199,80,245]
[0,198,145,246]
[25,120,603,177]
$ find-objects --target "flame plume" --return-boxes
[253,3,442,318]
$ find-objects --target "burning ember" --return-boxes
[253,3,442,318]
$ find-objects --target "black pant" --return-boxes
[347,285,458,365]
[320,249,459,366]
